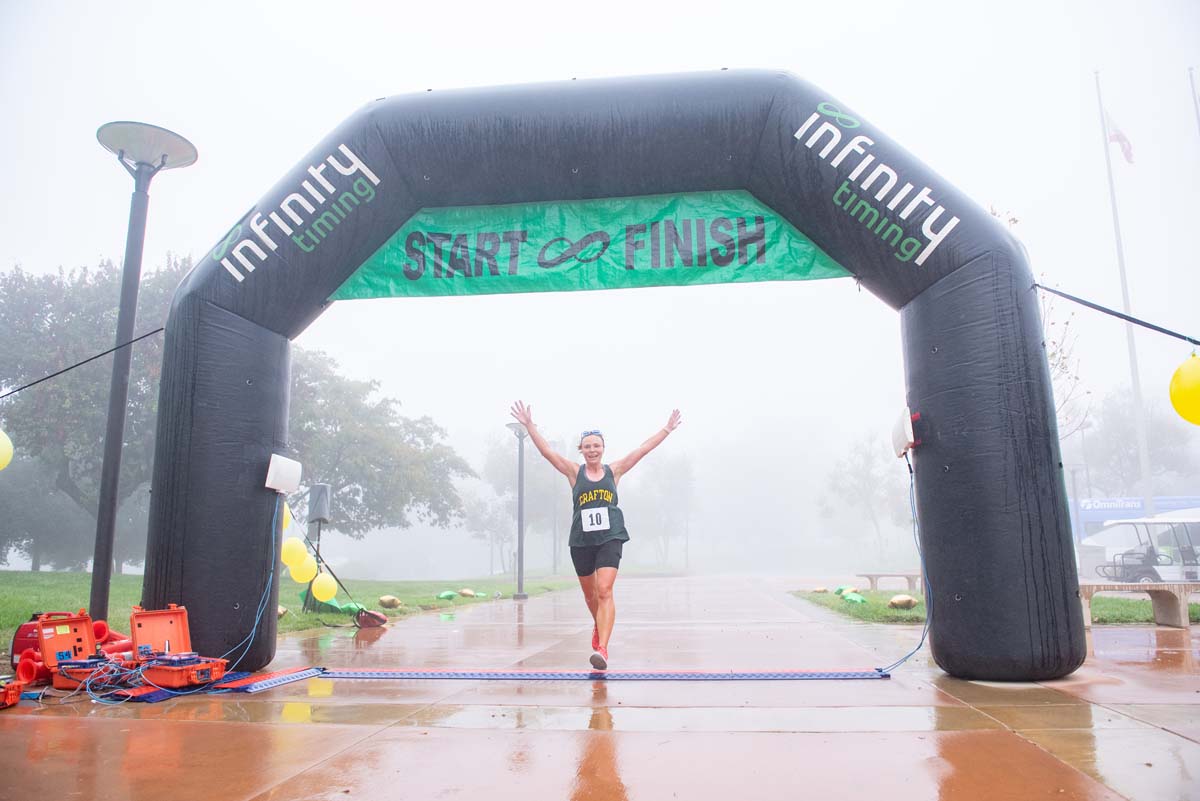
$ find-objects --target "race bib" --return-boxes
[582,507,611,532]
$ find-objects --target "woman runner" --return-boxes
[509,401,682,670]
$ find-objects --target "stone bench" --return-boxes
[856,572,922,592]
[1078,582,1200,629]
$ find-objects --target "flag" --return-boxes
[1104,111,1134,164]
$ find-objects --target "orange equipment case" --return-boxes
[35,610,104,689]
[130,604,228,688]
[1,680,26,709]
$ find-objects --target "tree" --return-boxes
[0,457,94,570]
[1082,388,1200,496]
[482,435,567,534]
[620,453,694,567]
[284,348,474,536]
[0,256,190,571]
[459,482,516,575]
[988,208,1090,440]
[113,482,151,572]
[1,257,474,570]
[1040,286,1091,440]
[480,434,572,571]
[819,434,909,561]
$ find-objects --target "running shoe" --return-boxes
[589,646,608,671]
[591,625,600,651]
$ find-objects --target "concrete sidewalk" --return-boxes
[2,575,1197,800]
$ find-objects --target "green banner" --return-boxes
[329,190,849,300]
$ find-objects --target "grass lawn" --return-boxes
[794,589,1200,625]
[0,570,574,666]
[1088,594,1200,624]
[794,590,928,623]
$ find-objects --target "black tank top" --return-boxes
[569,464,629,547]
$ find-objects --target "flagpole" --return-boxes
[1190,67,1200,140]
[1093,71,1155,516]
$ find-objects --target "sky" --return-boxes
[1,0,1198,576]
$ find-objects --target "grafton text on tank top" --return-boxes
[569,464,629,547]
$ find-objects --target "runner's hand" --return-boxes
[664,409,682,432]
[510,401,534,429]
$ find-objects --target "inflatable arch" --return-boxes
[145,71,1085,680]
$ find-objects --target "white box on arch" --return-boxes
[265,454,302,493]
[892,407,917,458]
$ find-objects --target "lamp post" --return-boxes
[506,422,528,600]
[89,122,196,621]
[1066,465,1085,545]
[1094,74,1155,518]
[1077,421,1095,497]
[552,499,560,576]
[685,511,691,573]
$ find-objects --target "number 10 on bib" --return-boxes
[582,507,611,532]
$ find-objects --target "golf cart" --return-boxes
[1085,513,1200,584]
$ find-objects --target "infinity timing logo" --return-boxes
[214,144,380,283]
[794,103,959,266]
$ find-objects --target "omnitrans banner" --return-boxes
[329,190,849,300]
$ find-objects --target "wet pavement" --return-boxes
[2,575,1197,800]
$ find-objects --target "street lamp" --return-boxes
[1065,464,1086,545]
[89,122,197,621]
[685,511,691,573]
[506,422,529,600]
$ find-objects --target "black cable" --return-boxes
[221,497,279,668]
[295,528,370,627]
[1033,284,1198,347]
[0,328,165,400]
[878,451,932,674]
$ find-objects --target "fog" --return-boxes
[2,0,1197,581]
[297,278,914,579]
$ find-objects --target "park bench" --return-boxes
[1078,582,1200,629]
[855,572,923,592]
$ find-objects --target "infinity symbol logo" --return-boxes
[537,231,611,268]
[817,102,860,129]
[211,224,243,261]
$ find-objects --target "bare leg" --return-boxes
[577,573,599,624]
[593,567,618,648]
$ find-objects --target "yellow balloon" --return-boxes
[1169,353,1200,426]
[280,537,307,567]
[282,503,293,530]
[311,572,338,603]
[290,554,318,583]
[0,429,12,471]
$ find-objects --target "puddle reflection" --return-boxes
[516,602,525,648]
[570,682,628,801]
[1087,626,1200,671]
[932,723,1106,800]
[298,631,336,665]
[1147,628,1196,672]
[353,625,387,648]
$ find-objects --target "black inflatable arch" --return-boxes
[145,71,1085,679]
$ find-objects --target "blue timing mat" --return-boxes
[241,667,325,693]
[321,669,890,681]
[124,667,323,702]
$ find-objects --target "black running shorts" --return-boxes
[570,539,624,577]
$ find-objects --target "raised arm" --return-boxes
[610,409,681,482]
[509,401,578,484]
